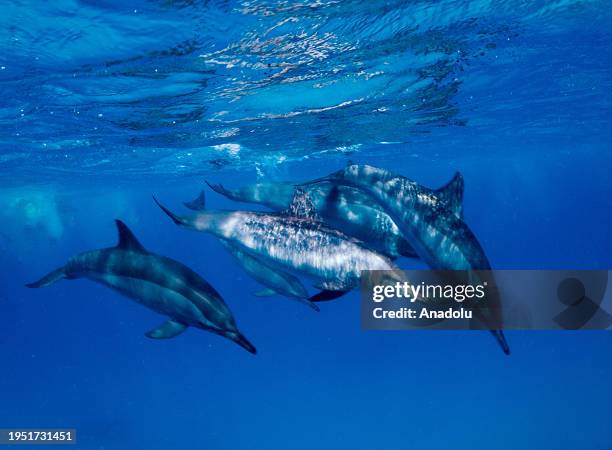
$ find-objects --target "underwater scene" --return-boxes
[1,0,611,449]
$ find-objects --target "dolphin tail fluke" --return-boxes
[152,196,185,226]
[491,329,511,355]
[229,331,257,355]
[25,267,66,288]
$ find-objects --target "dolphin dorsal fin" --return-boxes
[284,189,319,220]
[436,172,464,219]
[183,190,206,211]
[115,220,147,252]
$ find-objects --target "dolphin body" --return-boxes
[154,192,401,299]
[302,164,510,355]
[205,179,460,259]
[26,220,256,354]
[219,240,320,311]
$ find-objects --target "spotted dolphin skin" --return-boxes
[154,193,402,299]
[302,164,510,355]
[26,220,256,354]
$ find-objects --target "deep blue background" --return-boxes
[1,1,611,449]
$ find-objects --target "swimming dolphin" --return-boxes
[220,240,319,311]
[302,164,510,355]
[26,220,256,354]
[154,191,404,301]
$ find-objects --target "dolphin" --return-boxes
[26,220,256,354]
[220,240,320,311]
[302,164,510,355]
[154,191,404,301]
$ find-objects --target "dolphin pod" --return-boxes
[26,164,509,356]
[301,164,510,355]
[26,220,256,354]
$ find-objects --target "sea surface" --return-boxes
[1,1,611,449]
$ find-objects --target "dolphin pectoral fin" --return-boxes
[435,172,464,219]
[183,190,206,211]
[26,267,66,288]
[145,320,188,339]
[253,288,277,297]
[309,290,349,302]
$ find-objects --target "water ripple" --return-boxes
[0,0,610,183]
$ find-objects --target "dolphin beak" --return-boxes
[231,332,257,354]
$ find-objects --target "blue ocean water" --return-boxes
[1,0,611,449]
